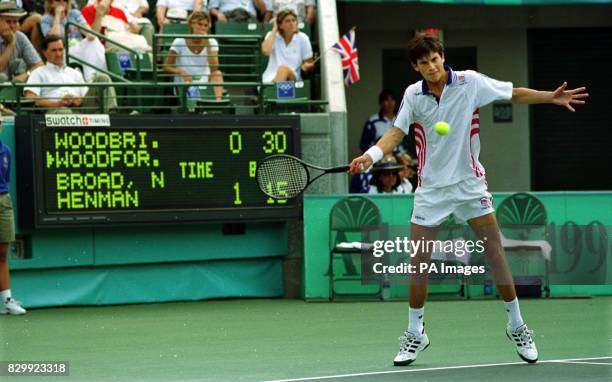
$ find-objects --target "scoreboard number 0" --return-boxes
[15,115,302,227]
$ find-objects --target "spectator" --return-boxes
[82,0,152,50]
[163,11,223,100]
[264,0,314,24]
[368,155,409,194]
[396,153,415,194]
[88,0,153,47]
[88,0,149,20]
[157,0,205,31]
[24,34,117,112]
[0,2,42,82]
[39,0,107,81]
[360,89,399,152]
[21,0,45,14]
[19,0,44,46]
[208,0,266,23]
[261,9,313,83]
[0,118,25,315]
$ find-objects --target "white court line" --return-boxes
[551,361,612,366]
[262,356,612,382]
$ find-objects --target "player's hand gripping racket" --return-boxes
[256,154,350,199]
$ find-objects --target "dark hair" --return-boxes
[378,89,395,105]
[370,169,402,194]
[408,33,444,64]
[370,169,401,193]
[42,34,63,51]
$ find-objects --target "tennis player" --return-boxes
[348,33,588,366]
[0,118,25,315]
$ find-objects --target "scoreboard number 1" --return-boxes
[233,182,242,205]
[16,115,301,227]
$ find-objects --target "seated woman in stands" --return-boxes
[39,0,107,81]
[261,9,314,83]
[163,11,224,100]
[85,0,154,46]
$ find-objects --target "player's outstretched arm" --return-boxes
[348,126,405,175]
[511,82,588,112]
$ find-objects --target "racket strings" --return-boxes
[257,156,308,199]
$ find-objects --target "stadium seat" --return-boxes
[430,215,471,298]
[496,192,551,297]
[160,23,189,51]
[193,86,232,114]
[106,52,153,79]
[215,22,262,82]
[328,196,384,301]
[262,80,327,113]
[0,85,35,111]
[215,22,262,37]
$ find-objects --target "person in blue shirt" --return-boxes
[351,90,401,193]
[359,89,398,152]
[0,120,25,315]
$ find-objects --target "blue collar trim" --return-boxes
[421,65,455,94]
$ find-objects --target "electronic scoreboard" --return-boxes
[15,115,301,228]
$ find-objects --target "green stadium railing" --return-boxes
[64,22,148,83]
[154,32,264,83]
[4,82,327,115]
[5,82,277,114]
[9,22,326,115]
[262,80,328,113]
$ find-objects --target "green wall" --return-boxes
[304,193,612,300]
[2,117,289,308]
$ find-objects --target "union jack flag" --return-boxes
[332,29,359,86]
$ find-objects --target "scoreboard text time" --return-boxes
[16,115,301,227]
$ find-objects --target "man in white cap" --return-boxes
[0,1,42,82]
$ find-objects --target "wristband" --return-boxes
[364,145,384,164]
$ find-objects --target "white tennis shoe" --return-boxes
[506,324,538,363]
[393,329,430,366]
[0,297,27,315]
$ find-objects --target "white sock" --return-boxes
[407,307,424,335]
[0,289,11,303]
[504,298,525,330]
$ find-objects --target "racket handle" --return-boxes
[327,165,351,173]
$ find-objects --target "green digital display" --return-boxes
[16,115,301,228]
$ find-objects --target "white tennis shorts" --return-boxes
[411,176,494,227]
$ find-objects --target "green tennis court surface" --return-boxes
[1,298,610,381]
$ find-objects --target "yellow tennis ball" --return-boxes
[435,121,450,136]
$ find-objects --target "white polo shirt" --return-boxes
[170,38,219,83]
[394,67,512,189]
[262,31,312,83]
[24,62,88,101]
[157,0,198,11]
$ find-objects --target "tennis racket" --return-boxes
[256,154,350,199]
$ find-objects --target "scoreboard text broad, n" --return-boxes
[16,115,301,228]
